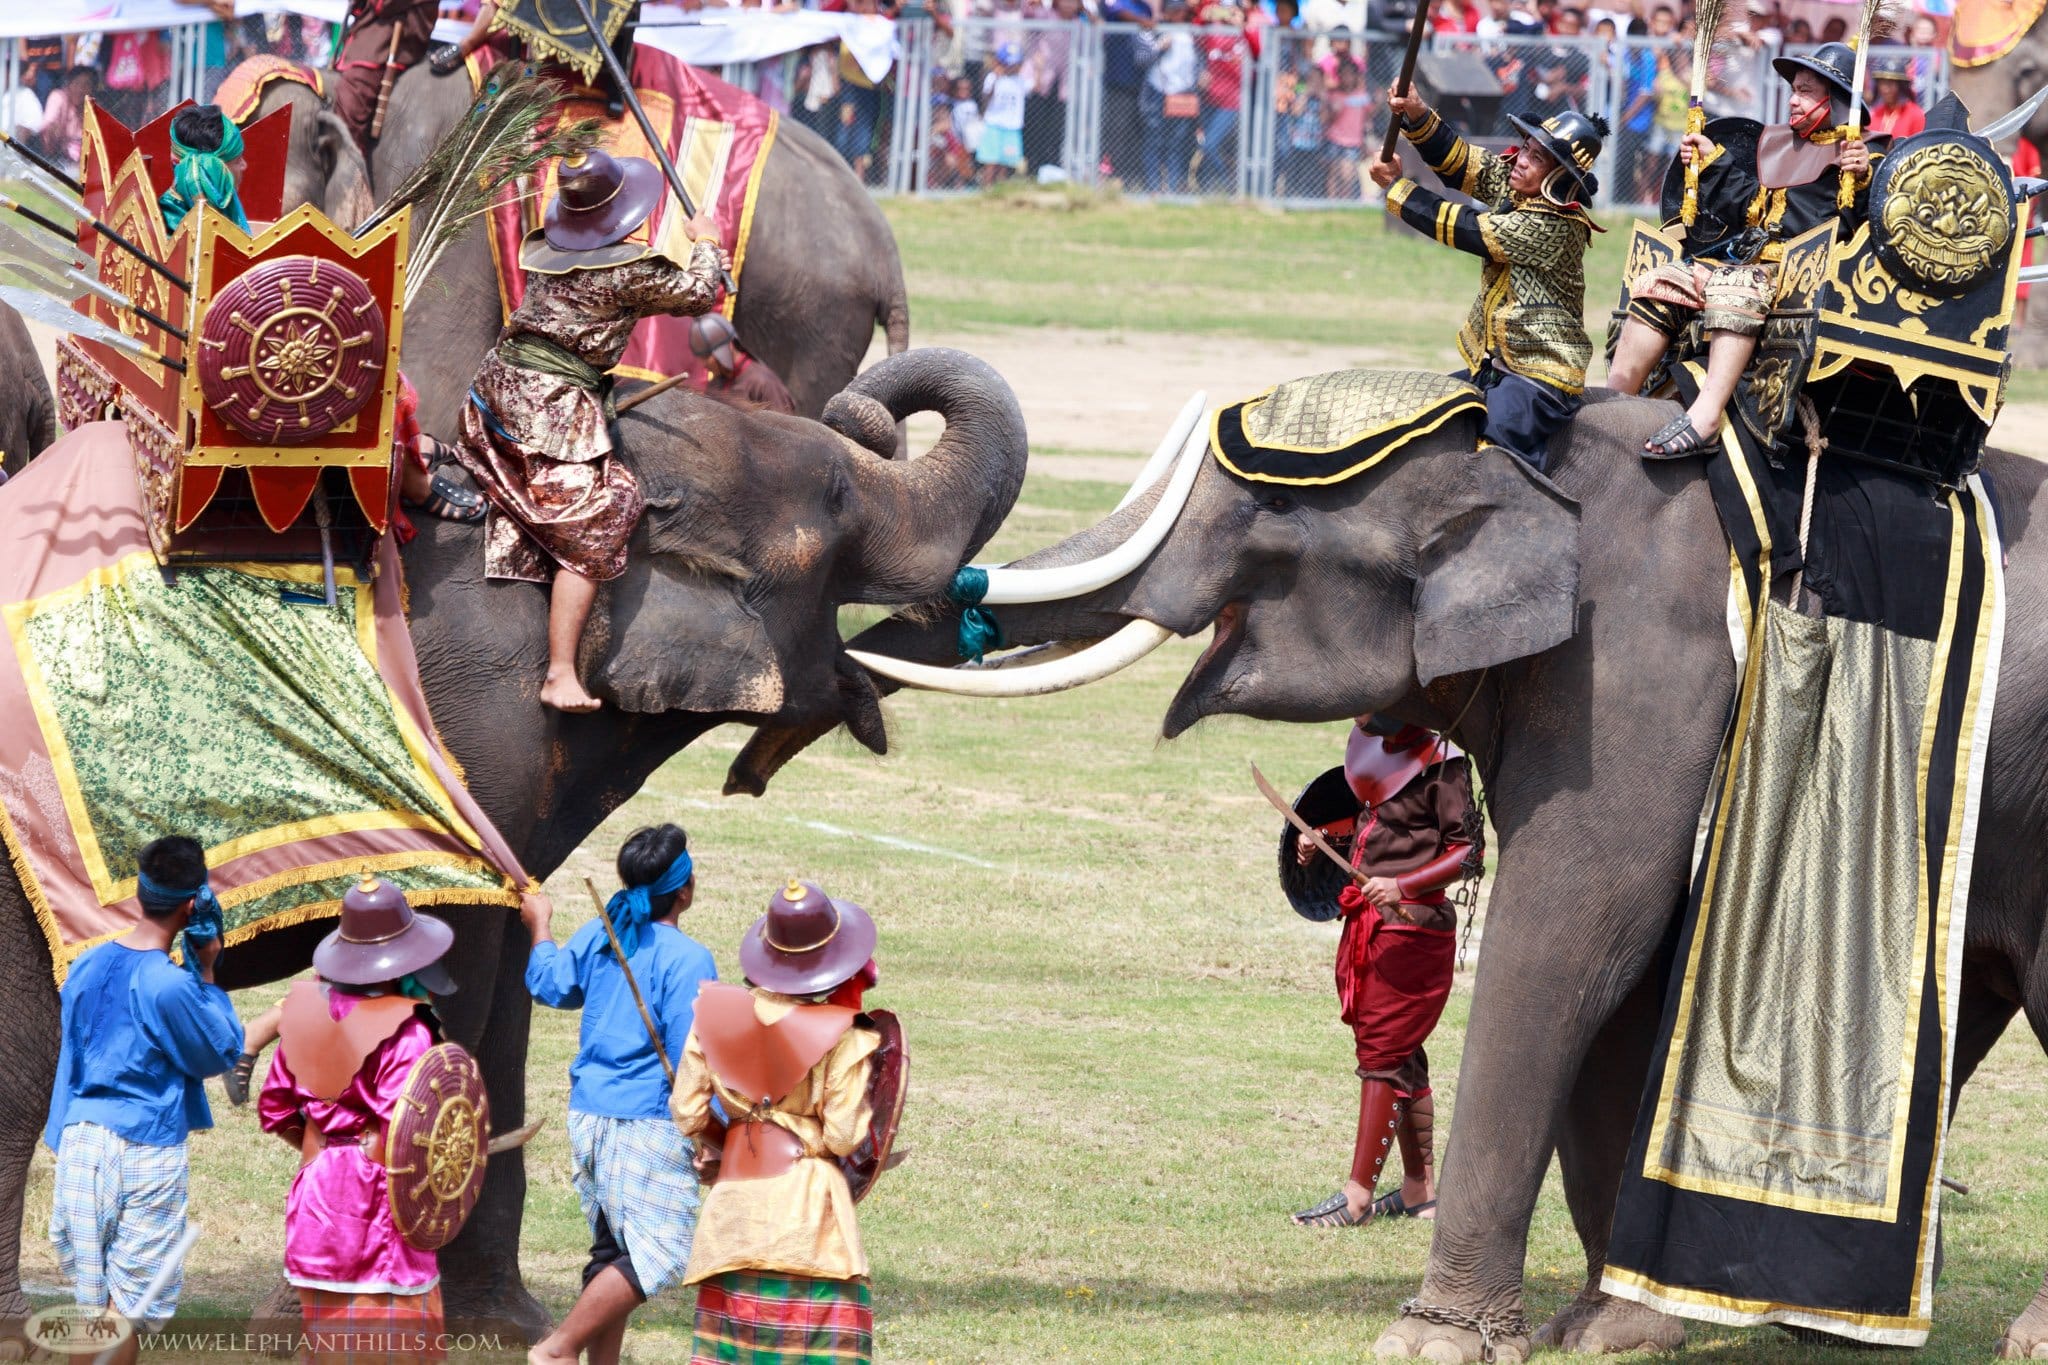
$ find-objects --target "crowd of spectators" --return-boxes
[0,0,1956,200]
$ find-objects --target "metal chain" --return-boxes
[1398,1298,1533,1365]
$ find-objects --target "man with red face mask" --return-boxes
[1610,42,1879,455]
[1289,717,1483,1229]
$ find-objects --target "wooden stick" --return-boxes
[615,368,695,415]
[584,876,677,1087]
[1378,0,1435,163]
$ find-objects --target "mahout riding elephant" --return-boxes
[0,349,1026,1338]
[252,63,912,430]
[731,386,2048,1361]
[0,304,56,481]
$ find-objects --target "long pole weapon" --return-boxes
[1680,0,1726,225]
[1378,0,1436,164]
[563,0,737,295]
[1837,0,1889,210]
[583,876,677,1087]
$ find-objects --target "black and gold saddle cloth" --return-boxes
[1210,369,1484,486]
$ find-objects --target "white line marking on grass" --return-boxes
[667,797,998,868]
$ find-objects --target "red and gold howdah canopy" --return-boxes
[57,99,408,563]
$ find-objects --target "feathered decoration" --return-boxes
[1681,0,1741,224]
[356,69,602,307]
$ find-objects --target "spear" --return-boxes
[1837,0,1895,210]
[583,876,676,1087]
[0,141,191,295]
[0,216,187,340]
[0,283,183,372]
[1379,0,1435,164]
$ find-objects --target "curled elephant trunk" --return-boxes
[833,348,1030,600]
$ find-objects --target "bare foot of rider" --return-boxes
[541,665,602,713]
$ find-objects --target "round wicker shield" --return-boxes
[197,253,388,444]
[1278,765,1364,922]
[385,1042,490,1251]
[841,1011,907,1203]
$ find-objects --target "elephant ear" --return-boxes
[1410,444,1581,686]
[594,501,788,716]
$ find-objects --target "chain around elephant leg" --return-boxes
[1374,1299,1533,1364]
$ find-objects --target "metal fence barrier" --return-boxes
[0,17,1952,211]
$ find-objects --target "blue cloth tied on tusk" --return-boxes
[603,848,694,959]
[948,566,1006,662]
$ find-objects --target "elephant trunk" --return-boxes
[831,348,1029,601]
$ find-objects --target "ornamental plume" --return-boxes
[357,70,602,307]
[1689,0,1733,99]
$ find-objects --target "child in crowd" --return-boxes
[979,42,1030,183]
[1324,59,1371,199]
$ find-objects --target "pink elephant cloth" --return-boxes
[257,995,440,1295]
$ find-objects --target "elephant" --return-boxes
[728,385,2048,1360]
[1946,55,2048,365]
[0,348,1027,1337]
[251,61,912,432]
[0,304,57,482]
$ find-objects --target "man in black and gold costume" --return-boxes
[1368,93,1606,473]
[1609,42,1876,456]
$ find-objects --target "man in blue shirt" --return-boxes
[525,823,719,1365]
[46,836,244,1349]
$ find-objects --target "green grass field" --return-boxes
[18,198,2047,1362]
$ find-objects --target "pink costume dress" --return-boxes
[257,995,440,1297]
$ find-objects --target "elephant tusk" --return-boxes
[486,1118,546,1155]
[972,420,1208,606]
[849,619,1175,697]
[1112,390,1207,512]
[963,641,1081,669]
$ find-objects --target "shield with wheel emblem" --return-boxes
[841,1011,907,1203]
[385,1042,490,1250]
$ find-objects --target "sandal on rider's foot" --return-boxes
[418,433,460,471]
[1644,413,1715,458]
[223,1051,259,1107]
[1369,1188,1437,1220]
[1291,1190,1370,1228]
[404,472,487,524]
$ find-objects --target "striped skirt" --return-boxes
[689,1272,872,1364]
[297,1286,444,1364]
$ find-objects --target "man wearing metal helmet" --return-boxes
[1610,42,1877,456]
[1287,719,1483,1229]
[256,876,461,1359]
[1368,96,1608,472]
[453,149,728,712]
[672,880,885,1365]
[689,314,797,415]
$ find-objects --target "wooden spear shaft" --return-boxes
[584,876,677,1087]
[1379,0,1436,163]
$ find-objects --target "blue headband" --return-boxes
[139,870,224,976]
[604,849,693,959]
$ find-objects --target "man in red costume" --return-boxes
[1291,716,1483,1228]
[336,0,440,158]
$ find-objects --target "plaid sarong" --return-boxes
[298,1285,445,1364]
[49,1122,188,1325]
[568,1111,702,1297]
[690,1272,873,1364]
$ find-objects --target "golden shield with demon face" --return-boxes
[1873,134,2016,295]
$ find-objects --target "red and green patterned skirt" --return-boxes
[296,1285,444,1364]
[689,1271,873,1364]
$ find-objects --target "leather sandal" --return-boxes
[404,472,487,524]
[1644,413,1715,457]
[1370,1188,1437,1220]
[223,1051,259,1107]
[1292,1190,1371,1228]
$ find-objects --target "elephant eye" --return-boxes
[1260,493,1294,514]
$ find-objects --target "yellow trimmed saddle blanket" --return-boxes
[213,55,326,125]
[1209,370,1485,486]
[0,425,529,982]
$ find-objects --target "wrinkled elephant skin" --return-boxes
[0,350,1027,1339]
[0,305,56,483]
[752,387,2048,1359]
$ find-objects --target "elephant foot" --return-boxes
[247,1277,300,1358]
[1375,1309,1530,1364]
[0,1286,30,1362]
[442,1275,552,1346]
[1533,1291,1686,1354]
[1997,1288,2048,1359]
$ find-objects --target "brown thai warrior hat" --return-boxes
[740,879,878,997]
[312,875,457,991]
[543,148,665,253]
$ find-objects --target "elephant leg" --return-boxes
[1373,846,1679,1365]
[1532,965,1687,1356]
[1992,968,2048,1358]
[434,909,550,1344]
[0,893,60,1336]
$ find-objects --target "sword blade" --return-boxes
[1977,83,2048,146]
[1250,760,1366,887]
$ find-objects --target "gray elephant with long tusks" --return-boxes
[732,386,2048,1361]
[0,350,1026,1340]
